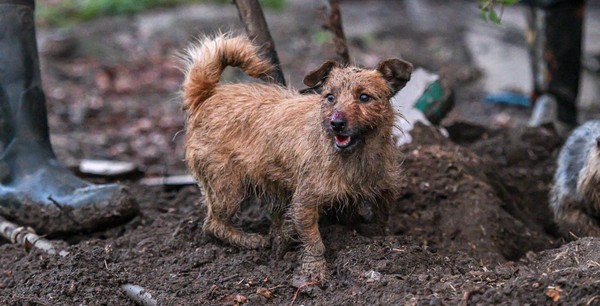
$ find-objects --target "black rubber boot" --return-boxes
[0,0,138,236]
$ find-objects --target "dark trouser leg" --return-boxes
[545,0,585,125]
[0,0,138,236]
[526,0,586,126]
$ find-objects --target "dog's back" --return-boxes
[186,83,321,194]
[180,34,308,192]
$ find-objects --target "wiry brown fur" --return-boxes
[180,34,412,279]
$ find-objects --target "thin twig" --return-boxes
[289,280,321,306]
[268,284,286,291]
[320,0,350,65]
[587,295,600,306]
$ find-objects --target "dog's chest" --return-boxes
[317,159,391,196]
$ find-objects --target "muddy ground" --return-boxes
[2,0,600,305]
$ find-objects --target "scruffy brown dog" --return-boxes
[180,34,412,279]
[551,120,600,237]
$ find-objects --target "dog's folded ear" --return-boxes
[376,59,413,96]
[303,60,339,89]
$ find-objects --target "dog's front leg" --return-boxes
[290,194,327,281]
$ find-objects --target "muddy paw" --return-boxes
[291,260,327,298]
[240,233,269,249]
[299,256,328,282]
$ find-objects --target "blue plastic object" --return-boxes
[484,92,531,107]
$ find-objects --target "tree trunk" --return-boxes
[233,0,286,86]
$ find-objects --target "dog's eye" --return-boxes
[325,94,335,103]
[359,94,372,103]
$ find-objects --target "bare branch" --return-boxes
[320,0,350,65]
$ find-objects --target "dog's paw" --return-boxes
[299,255,328,282]
[291,259,327,298]
[239,233,269,249]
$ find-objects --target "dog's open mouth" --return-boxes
[334,135,357,150]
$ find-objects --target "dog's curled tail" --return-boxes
[180,34,274,111]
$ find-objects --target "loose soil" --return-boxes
[2,1,600,305]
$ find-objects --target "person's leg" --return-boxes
[0,0,138,236]
[527,0,586,134]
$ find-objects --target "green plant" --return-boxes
[259,0,286,10]
[478,0,519,24]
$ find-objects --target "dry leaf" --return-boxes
[546,286,562,302]
[256,287,273,299]
[220,293,247,305]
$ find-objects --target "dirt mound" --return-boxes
[469,237,600,305]
[3,123,592,306]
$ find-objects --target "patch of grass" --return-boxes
[36,0,288,28]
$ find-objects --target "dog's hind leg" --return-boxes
[201,175,269,249]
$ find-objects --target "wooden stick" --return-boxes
[0,216,68,257]
[321,0,350,65]
[233,0,286,86]
[121,284,158,306]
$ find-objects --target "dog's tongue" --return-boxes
[335,135,351,146]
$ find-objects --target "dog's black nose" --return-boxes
[330,118,346,132]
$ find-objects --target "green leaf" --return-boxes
[478,0,490,10]
[488,9,501,24]
[479,9,488,22]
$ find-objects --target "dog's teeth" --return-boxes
[335,136,351,146]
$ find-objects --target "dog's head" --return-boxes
[304,59,413,154]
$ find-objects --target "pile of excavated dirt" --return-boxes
[3,125,599,305]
